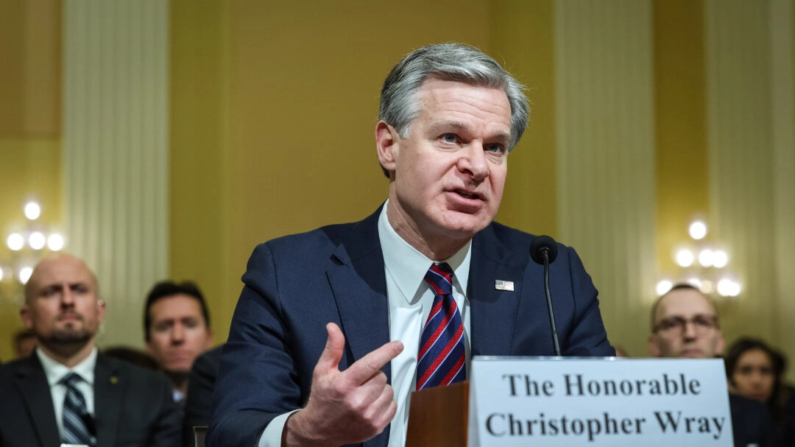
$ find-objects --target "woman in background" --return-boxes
[725,338,795,447]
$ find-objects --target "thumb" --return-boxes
[315,322,345,373]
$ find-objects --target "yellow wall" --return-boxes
[653,0,709,276]
[490,0,558,239]
[0,0,61,362]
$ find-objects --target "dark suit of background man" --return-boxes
[0,254,181,447]
[209,43,615,447]
[648,284,773,447]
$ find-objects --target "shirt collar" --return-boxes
[37,346,98,387]
[378,200,471,304]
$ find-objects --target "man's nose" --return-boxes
[458,144,489,181]
[171,324,185,343]
[682,321,698,339]
[61,289,76,307]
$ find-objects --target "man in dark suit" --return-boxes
[0,254,181,447]
[209,43,614,447]
[648,283,773,447]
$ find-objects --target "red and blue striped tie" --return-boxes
[417,262,466,390]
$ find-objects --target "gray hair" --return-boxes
[379,43,530,159]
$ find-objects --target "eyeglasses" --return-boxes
[653,315,719,335]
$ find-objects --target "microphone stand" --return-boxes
[542,249,561,356]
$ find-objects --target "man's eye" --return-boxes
[441,133,456,143]
[486,144,505,154]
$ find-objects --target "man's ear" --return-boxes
[714,331,725,356]
[96,298,106,324]
[20,305,33,330]
[375,121,398,175]
[647,334,661,357]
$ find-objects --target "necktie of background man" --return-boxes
[61,372,94,446]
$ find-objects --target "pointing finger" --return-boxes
[344,340,403,385]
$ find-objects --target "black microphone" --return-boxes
[530,235,561,356]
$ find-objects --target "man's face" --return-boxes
[146,294,213,375]
[20,255,105,347]
[648,289,724,358]
[377,79,512,243]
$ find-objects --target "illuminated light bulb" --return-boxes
[656,280,673,296]
[729,282,741,297]
[675,249,695,267]
[689,221,707,240]
[47,234,65,251]
[24,202,41,220]
[712,250,728,268]
[7,233,24,251]
[701,280,714,294]
[717,279,735,297]
[686,278,703,289]
[18,267,33,284]
[0,268,4,282]
[698,249,714,268]
[29,232,46,250]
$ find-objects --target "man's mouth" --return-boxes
[454,189,482,200]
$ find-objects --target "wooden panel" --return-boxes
[705,0,776,345]
[555,0,657,357]
[770,0,795,377]
[63,0,169,348]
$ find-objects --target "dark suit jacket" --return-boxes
[0,352,181,447]
[730,393,774,447]
[208,207,614,447]
[183,345,223,447]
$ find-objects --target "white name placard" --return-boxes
[468,357,733,447]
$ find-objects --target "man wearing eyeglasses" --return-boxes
[648,283,773,447]
[648,284,723,359]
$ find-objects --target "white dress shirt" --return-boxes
[36,347,97,440]
[259,201,471,447]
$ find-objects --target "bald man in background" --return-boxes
[648,284,773,447]
[0,254,181,447]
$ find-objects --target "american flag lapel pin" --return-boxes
[495,280,514,291]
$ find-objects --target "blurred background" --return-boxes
[1,0,793,378]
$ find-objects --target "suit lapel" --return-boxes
[469,225,526,357]
[93,355,124,447]
[326,208,391,376]
[14,355,60,447]
[325,207,391,447]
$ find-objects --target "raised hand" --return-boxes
[284,323,404,447]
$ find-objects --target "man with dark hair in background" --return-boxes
[144,280,214,403]
[648,283,773,447]
[0,254,181,447]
